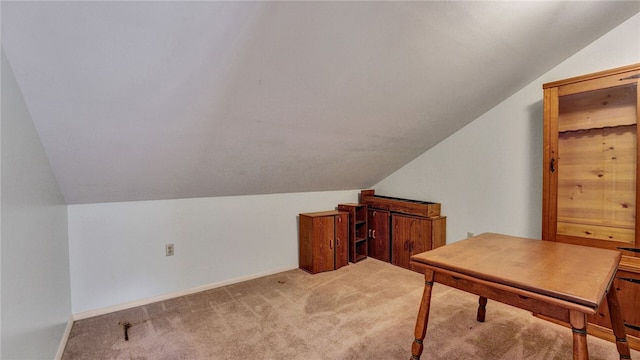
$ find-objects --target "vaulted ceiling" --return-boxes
[2,1,639,204]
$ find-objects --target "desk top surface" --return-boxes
[410,233,621,308]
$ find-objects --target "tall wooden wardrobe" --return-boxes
[542,63,640,349]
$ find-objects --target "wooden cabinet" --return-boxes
[299,210,348,274]
[542,63,640,252]
[588,258,640,344]
[337,203,368,263]
[542,63,640,349]
[360,190,446,272]
[392,214,428,269]
[392,214,446,270]
[616,261,640,340]
[368,209,390,262]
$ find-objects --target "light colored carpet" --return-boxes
[62,258,639,359]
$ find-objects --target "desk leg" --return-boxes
[411,269,435,360]
[569,310,589,360]
[477,296,487,322]
[606,285,632,359]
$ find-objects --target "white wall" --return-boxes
[1,49,71,359]
[374,14,640,244]
[68,190,359,314]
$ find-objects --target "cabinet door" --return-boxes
[617,269,640,338]
[430,217,447,249]
[588,268,640,338]
[391,214,430,269]
[334,213,349,269]
[368,209,390,262]
[312,216,335,273]
[543,65,640,252]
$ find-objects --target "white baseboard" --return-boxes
[54,315,74,360]
[72,266,297,321]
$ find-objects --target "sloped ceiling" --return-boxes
[2,1,639,204]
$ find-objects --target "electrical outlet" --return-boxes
[165,243,175,256]
[467,232,474,239]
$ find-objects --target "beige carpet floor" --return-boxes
[62,258,639,359]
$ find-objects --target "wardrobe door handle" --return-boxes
[329,239,333,249]
[550,158,555,173]
[372,230,376,239]
[369,229,372,238]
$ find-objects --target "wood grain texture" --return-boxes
[410,233,629,360]
[337,203,368,263]
[557,125,637,243]
[392,214,430,270]
[360,189,440,218]
[542,63,640,92]
[411,269,434,360]
[299,211,348,274]
[558,84,636,132]
[411,233,621,308]
[606,285,633,359]
[543,86,560,241]
[543,63,640,253]
[367,209,390,262]
[335,212,349,269]
[569,310,589,360]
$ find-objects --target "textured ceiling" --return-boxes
[2,1,639,204]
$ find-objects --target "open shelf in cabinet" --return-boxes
[337,203,368,263]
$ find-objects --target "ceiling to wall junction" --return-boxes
[2,1,639,204]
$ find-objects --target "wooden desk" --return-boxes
[409,233,631,360]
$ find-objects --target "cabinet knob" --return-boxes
[372,230,376,239]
